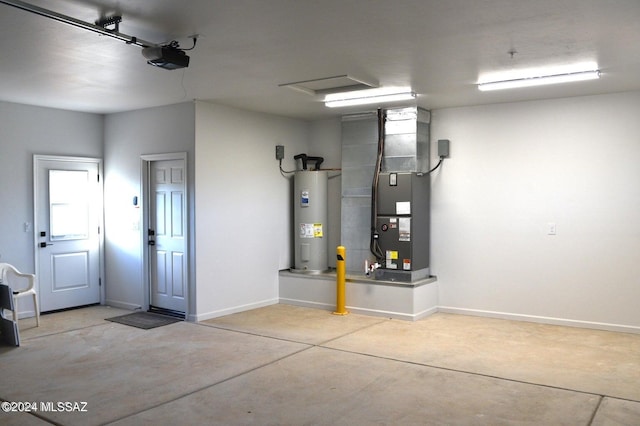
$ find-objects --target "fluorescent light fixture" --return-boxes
[478,62,600,91]
[324,87,416,108]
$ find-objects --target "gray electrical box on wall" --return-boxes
[438,139,450,158]
[275,145,285,160]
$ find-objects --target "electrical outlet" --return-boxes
[275,145,284,160]
[547,222,557,235]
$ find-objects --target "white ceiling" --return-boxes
[1,0,639,120]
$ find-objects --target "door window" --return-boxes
[49,170,90,241]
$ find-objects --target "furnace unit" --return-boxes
[341,106,431,282]
[375,172,430,282]
[374,107,431,282]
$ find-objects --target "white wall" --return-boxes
[5,90,637,331]
[0,101,103,273]
[194,101,308,320]
[430,91,640,330]
[103,102,195,313]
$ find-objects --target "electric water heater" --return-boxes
[292,170,329,273]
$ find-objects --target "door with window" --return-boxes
[34,156,102,312]
[148,158,187,315]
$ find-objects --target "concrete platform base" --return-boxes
[279,270,438,321]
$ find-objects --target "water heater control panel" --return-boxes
[300,190,310,206]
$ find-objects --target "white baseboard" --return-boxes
[438,306,640,334]
[279,298,334,312]
[193,298,279,322]
[279,297,439,321]
[345,304,439,321]
[105,300,142,311]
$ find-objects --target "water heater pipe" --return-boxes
[369,109,386,262]
[293,153,324,170]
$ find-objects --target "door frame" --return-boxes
[140,152,189,318]
[33,155,105,308]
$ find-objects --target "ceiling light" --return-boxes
[478,69,600,91]
[324,87,416,108]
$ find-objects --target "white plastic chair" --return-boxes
[0,263,40,327]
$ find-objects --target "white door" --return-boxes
[34,156,102,312]
[148,159,187,314]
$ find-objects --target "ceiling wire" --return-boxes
[179,69,188,100]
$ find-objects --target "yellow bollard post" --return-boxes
[333,246,349,316]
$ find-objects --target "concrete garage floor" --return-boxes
[1,304,639,425]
